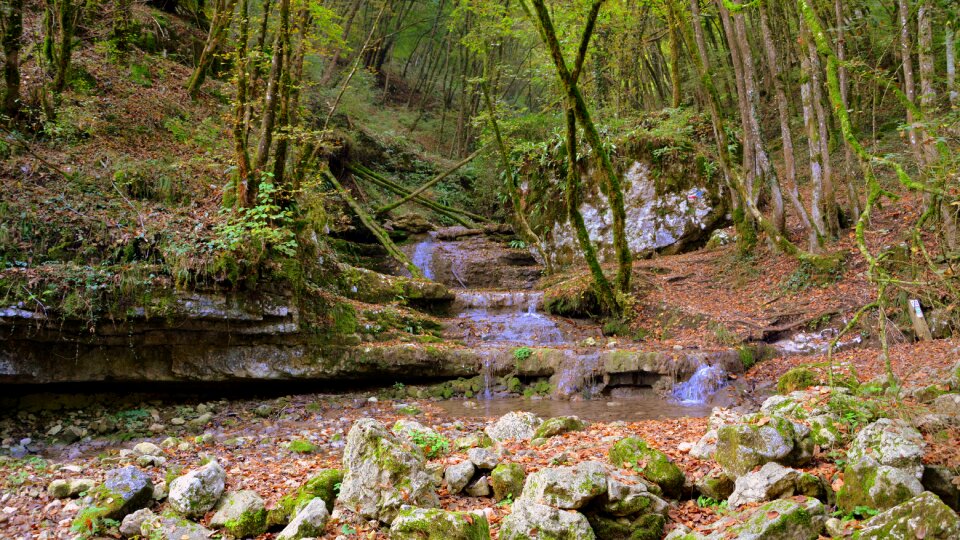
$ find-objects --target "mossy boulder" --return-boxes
[714,414,813,477]
[276,498,329,540]
[210,490,267,538]
[777,367,819,394]
[708,497,826,539]
[856,492,960,539]
[727,463,824,509]
[602,477,669,517]
[486,411,543,442]
[388,507,491,539]
[339,264,455,305]
[491,463,526,501]
[454,432,494,450]
[534,416,588,440]
[520,461,609,510]
[694,469,734,501]
[499,500,596,540]
[339,418,438,523]
[585,512,665,540]
[168,460,226,518]
[608,437,684,498]
[79,466,154,523]
[836,419,925,513]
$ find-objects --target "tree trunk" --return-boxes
[187,0,238,98]
[233,0,251,205]
[1,0,23,121]
[917,0,938,164]
[320,0,361,86]
[898,0,924,166]
[249,0,288,204]
[948,22,957,106]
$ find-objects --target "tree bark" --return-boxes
[1,0,23,121]
[948,22,957,106]
[187,0,239,98]
[249,0,288,204]
[233,0,252,205]
[898,0,924,166]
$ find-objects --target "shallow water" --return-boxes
[434,390,725,422]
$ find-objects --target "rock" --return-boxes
[608,437,685,498]
[58,425,86,444]
[949,360,960,391]
[932,393,960,417]
[132,442,162,457]
[210,490,267,537]
[85,466,154,520]
[486,412,542,442]
[776,367,819,394]
[267,469,343,526]
[499,500,595,540]
[856,491,960,539]
[727,463,823,509]
[389,214,435,234]
[533,417,587,439]
[468,447,499,470]
[714,414,813,477]
[425,462,445,486]
[391,419,440,444]
[465,476,491,497]
[520,461,608,510]
[836,418,925,512]
[389,507,491,539]
[47,480,70,499]
[68,478,95,497]
[276,498,329,540]
[140,515,216,540]
[454,432,493,450]
[153,480,168,501]
[444,461,476,495]
[823,517,850,538]
[923,465,960,511]
[119,508,155,537]
[603,477,668,517]
[491,463,526,501]
[168,460,226,518]
[339,419,438,523]
[585,512,666,540]
[707,497,827,540]
[690,430,718,460]
[137,455,166,467]
[695,469,734,501]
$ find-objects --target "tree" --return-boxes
[1,0,22,121]
[187,0,239,98]
[43,0,81,94]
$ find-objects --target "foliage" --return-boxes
[513,346,533,361]
[211,179,298,266]
[408,429,449,459]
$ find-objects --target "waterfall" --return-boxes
[672,364,727,404]
[410,235,436,279]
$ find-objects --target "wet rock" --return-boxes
[85,466,154,520]
[727,463,824,509]
[856,491,960,539]
[339,418,438,523]
[533,416,587,439]
[695,469,734,501]
[267,469,343,526]
[444,461,476,495]
[499,500,595,540]
[210,490,267,537]
[608,437,685,498]
[468,447,499,470]
[714,414,813,477]
[491,463,526,501]
[836,418,925,512]
[389,506,491,539]
[276,498,329,540]
[708,497,827,540]
[486,412,542,442]
[520,461,608,510]
[168,460,226,518]
[465,476,492,497]
[119,508,155,537]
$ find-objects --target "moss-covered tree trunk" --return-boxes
[186,0,238,98]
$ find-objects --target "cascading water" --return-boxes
[410,234,437,280]
[450,290,568,345]
[672,363,727,404]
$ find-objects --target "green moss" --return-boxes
[287,439,317,454]
[266,469,344,527]
[390,507,491,540]
[586,512,665,540]
[777,367,819,394]
[491,463,526,501]
[608,437,684,498]
[223,508,267,538]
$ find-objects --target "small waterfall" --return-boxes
[411,235,436,279]
[672,364,727,404]
[450,290,565,345]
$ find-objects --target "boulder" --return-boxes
[608,437,684,498]
[389,507,491,539]
[707,497,827,540]
[585,513,665,540]
[132,442,163,457]
[499,500,596,540]
[444,461,476,494]
[932,393,960,417]
[139,516,216,540]
[168,460,227,518]
[465,476,491,497]
[491,463,526,501]
[856,492,960,539]
[836,418,925,512]
[602,477,669,518]
[392,419,441,444]
[339,418,438,523]
[690,408,741,460]
[923,465,960,511]
[87,466,154,520]
[47,479,71,499]
[486,412,542,442]
[276,498,330,540]
[390,214,435,234]
[714,414,812,477]
[468,447,499,470]
[267,469,343,526]
[520,461,608,510]
[119,508,156,537]
[727,463,824,509]
[210,490,267,537]
[694,469,734,501]
[533,417,587,439]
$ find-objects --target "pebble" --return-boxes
[171,417,186,425]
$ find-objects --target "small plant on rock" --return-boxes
[409,429,449,459]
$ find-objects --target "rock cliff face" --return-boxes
[536,161,724,269]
